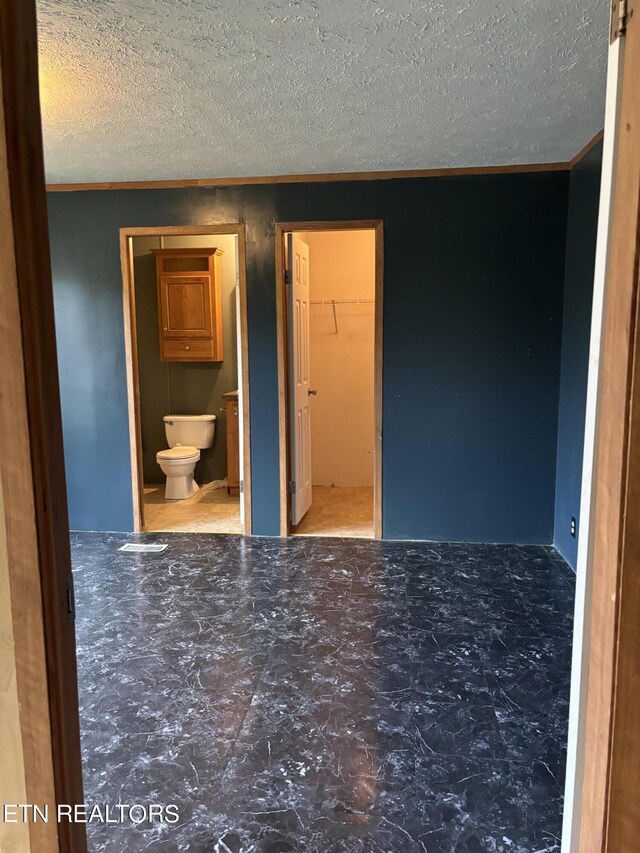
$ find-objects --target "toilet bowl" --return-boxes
[156,445,201,500]
[156,414,216,500]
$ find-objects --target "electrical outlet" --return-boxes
[571,516,577,538]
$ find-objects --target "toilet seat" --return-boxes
[156,445,200,462]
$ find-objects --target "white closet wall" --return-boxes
[298,230,375,487]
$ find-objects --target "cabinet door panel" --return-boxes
[225,398,240,494]
[160,275,212,337]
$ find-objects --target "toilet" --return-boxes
[156,414,216,500]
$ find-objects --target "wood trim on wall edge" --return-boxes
[569,130,606,169]
[44,132,605,193]
[45,159,582,194]
[119,232,143,532]
[275,225,288,537]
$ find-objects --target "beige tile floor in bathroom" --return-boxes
[143,483,244,534]
[292,485,374,538]
[144,483,374,537]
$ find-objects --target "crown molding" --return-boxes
[45,134,605,192]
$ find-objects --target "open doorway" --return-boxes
[276,221,383,538]
[121,225,251,534]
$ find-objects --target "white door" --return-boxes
[287,234,312,525]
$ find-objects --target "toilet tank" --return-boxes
[163,415,216,449]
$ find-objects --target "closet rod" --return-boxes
[309,298,374,305]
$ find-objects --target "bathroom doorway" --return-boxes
[276,221,383,538]
[121,225,251,534]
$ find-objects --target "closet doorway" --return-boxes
[276,221,383,538]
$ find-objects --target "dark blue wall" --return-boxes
[48,171,569,540]
[554,143,603,568]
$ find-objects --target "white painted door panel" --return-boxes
[287,235,312,525]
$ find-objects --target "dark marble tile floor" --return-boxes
[72,533,574,853]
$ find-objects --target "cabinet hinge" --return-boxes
[240,480,244,494]
[65,574,76,622]
[284,269,291,285]
[288,480,296,494]
[611,0,632,41]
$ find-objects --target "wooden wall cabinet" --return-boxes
[152,247,224,361]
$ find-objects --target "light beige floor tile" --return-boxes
[292,485,374,538]
[143,483,243,534]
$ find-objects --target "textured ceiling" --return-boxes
[37,0,608,183]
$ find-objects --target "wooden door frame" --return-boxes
[275,220,383,538]
[120,224,252,534]
[0,1,86,851]
[563,1,640,849]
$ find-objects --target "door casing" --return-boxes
[0,1,86,850]
[275,220,384,537]
[120,224,252,533]
[564,0,640,848]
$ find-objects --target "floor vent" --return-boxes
[119,543,168,554]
